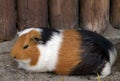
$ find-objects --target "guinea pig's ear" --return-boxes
[29,30,42,44]
[31,37,42,44]
[17,31,22,37]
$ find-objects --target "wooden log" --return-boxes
[110,0,120,29]
[0,0,16,41]
[79,0,110,34]
[17,0,48,30]
[49,0,79,29]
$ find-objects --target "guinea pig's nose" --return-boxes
[14,57,16,59]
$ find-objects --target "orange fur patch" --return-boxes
[11,30,41,65]
[24,30,41,46]
[54,30,83,75]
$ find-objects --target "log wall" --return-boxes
[17,0,48,30]
[0,0,119,42]
[110,0,120,29]
[0,0,16,41]
[49,0,79,29]
[79,0,110,34]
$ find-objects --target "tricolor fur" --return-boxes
[11,28,117,78]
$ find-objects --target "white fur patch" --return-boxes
[17,59,30,69]
[100,62,111,78]
[18,30,63,72]
[99,47,117,78]
[18,28,41,37]
[109,48,117,66]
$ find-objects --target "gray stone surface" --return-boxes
[0,27,120,81]
[103,25,120,44]
[0,36,17,54]
[0,52,120,81]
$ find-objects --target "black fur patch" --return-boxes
[70,30,113,75]
[39,28,60,44]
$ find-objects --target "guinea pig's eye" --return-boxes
[23,45,29,49]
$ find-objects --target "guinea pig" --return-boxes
[11,27,117,78]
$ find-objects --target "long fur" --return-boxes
[11,28,117,78]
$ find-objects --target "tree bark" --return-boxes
[80,0,110,34]
[49,0,79,29]
[0,0,16,41]
[17,0,48,30]
[110,0,120,29]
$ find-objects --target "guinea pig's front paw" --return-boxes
[18,62,25,69]
[17,62,31,72]
[17,59,30,68]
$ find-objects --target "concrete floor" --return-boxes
[0,27,120,81]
